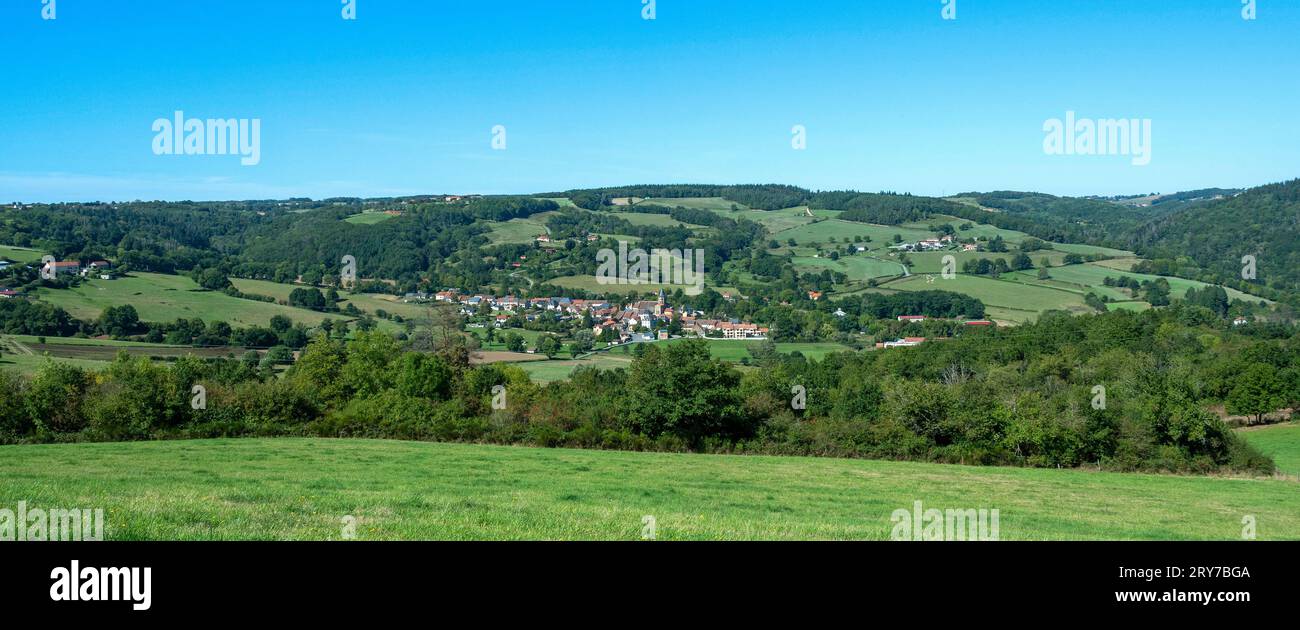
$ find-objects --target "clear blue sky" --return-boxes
[2,0,1296,202]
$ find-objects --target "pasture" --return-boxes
[0,244,47,263]
[886,273,1092,322]
[1,438,1294,540]
[35,272,337,328]
[343,212,396,225]
[772,219,933,248]
[1240,423,1300,476]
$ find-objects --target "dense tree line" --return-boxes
[0,308,1289,477]
[856,290,985,320]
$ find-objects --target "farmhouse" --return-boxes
[42,260,81,276]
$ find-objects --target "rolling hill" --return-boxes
[1124,179,1300,295]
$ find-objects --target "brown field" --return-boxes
[471,351,547,364]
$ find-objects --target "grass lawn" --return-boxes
[38,272,336,328]
[342,212,396,225]
[1241,423,1300,476]
[0,438,1294,540]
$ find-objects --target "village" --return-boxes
[404,287,770,343]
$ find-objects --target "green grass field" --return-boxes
[663,339,855,362]
[792,255,905,281]
[610,212,707,229]
[902,216,1030,244]
[1012,262,1262,303]
[0,244,47,263]
[38,272,336,328]
[1241,423,1300,476]
[887,273,1091,322]
[512,339,856,382]
[486,218,549,245]
[0,438,1294,540]
[515,353,636,382]
[773,219,933,248]
[906,250,1073,274]
[0,352,109,374]
[692,205,817,233]
[343,212,396,225]
[638,197,740,211]
[230,277,429,325]
[540,197,579,209]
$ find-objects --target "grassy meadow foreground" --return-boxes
[1,437,1296,540]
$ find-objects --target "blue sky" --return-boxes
[1,0,1297,202]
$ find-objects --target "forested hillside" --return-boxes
[1124,179,1300,297]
